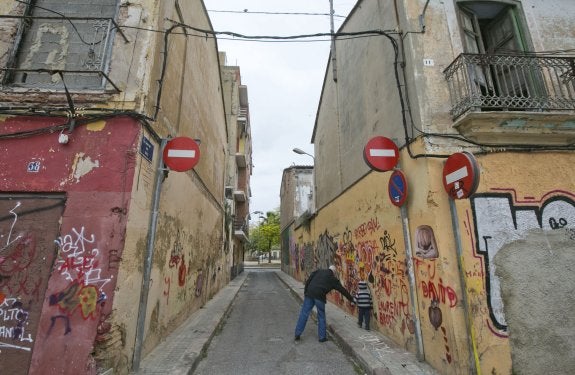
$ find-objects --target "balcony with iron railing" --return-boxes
[443,53,575,145]
[233,218,249,242]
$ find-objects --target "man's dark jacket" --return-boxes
[304,269,354,303]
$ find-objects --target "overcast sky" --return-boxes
[204,0,357,217]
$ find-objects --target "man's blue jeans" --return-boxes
[295,296,327,340]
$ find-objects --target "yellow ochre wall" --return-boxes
[288,150,575,375]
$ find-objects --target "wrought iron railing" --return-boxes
[443,53,575,120]
[0,16,127,90]
[234,218,248,234]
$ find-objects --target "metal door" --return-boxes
[0,194,65,375]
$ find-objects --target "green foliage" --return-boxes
[249,209,280,255]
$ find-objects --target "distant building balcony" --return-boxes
[235,152,247,168]
[233,218,248,242]
[444,53,575,145]
[233,189,246,202]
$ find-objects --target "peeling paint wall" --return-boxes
[287,151,575,375]
[494,229,575,375]
[0,116,140,375]
[0,0,229,374]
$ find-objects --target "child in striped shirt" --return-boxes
[355,280,373,330]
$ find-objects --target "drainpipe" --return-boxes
[132,138,167,371]
[400,204,424,361]
[449,199,480,375]
[329,0,338,82]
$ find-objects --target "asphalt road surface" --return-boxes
[193,269,362,375]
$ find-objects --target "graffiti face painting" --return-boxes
[415,225,439,259]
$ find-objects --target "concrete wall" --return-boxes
[495,229,575,375]
[112,0,229,371]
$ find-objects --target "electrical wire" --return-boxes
[207,9,346,18]
[2,5,574,155]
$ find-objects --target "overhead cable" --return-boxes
[207,9,346,18]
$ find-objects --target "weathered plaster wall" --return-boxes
[0,116,140,375]
[288,166,469,374]
[314,0,402,209]
[495,229,575,375]
[287,149,575,375]
[460,151,575,374]
[112,0,229,371]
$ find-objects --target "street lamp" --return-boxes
[292,148,315,160]
[292,148,316,213]
[248,210,263,221]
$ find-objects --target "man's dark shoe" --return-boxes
[319,338,328,342]
[295,335,300,341]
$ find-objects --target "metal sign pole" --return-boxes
[132,137,167,371]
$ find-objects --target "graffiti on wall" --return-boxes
[415,225,439,259]
[471,191,575,332]
[0,202,43,299]
[286,216,418,337]
[316,231,337,270]
[50,227,109,335]
[0,296,32,351]
[168,230,190,288]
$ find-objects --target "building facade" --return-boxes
[220,53,253,279]
[280,166,314,268]
[0,1,247,374]
[283,1,575,374]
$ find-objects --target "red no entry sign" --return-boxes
[163,137,201,172]
[442,152,480,199]
[363,136,399,172]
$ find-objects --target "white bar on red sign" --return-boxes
[168,150,196,158]
[445,166,468,185]
[369,149,396,157]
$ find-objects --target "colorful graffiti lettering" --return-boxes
[354,217,381,239]
[49,282,101,319]
[55,227,111,290]
[471,192,575,330]
[169,230,184,268]
[413,258,458,308]
[316,231,337,270]
[50,227,110,335]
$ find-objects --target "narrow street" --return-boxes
[193,268,362,375]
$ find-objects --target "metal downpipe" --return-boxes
[449,199,481,374]
[132,138,167,371]
[400,204,425,361]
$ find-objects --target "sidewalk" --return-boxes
[135,269,439,375]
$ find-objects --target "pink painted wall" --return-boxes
[0,115,140,374]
